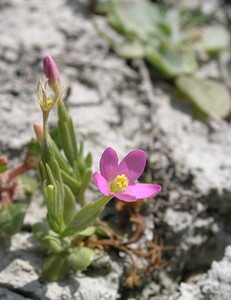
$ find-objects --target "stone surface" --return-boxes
[0,232,122,300]
[171,246,231,300]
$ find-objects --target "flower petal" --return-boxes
[112,192,137,202]
[126,183,162,199]
[117,150,146,183]
[92,172,110,196]
[100,147,119,181]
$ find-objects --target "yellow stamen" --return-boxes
[110,174,129,193]
[115,174,129,189]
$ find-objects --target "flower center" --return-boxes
[110,174,129,193]
[115,174,129,189]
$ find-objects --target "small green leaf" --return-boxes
[61,169,81,195]
[109,0,163,42]
[146,47,197,77]
[67,247,94,271]
[176,76,231,118]
[41,254,70,281]
[33,222,64,253]
[194,25,230,55]
[78,226,96,237]
[62,196,113,237]
[0,204,27,235]
[116,41,145,58]
[96,226,112,238]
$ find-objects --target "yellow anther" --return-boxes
[115,174,129,189]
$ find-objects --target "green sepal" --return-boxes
[61,196,113,237]
[67,247,94,271]
[32,222,64,253]
[45,160,64,200]
[43,183,63,234]
[63,185,77,226]
[41,137,55,170]
[38,161,46,183]
[0,203,27,235]
[41,254,70,281]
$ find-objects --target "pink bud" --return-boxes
[43,55,60,87]
[33,122,44,143]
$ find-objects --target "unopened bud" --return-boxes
[33,122,44,143]
[43,55,60,94]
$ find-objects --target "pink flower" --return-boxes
[93,147,162,202]
[43,55,60,93]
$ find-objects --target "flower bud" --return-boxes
[43,55,60,94]
[33,122,44,143]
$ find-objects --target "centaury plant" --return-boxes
[0,142,39,235]
[33,55,162,282]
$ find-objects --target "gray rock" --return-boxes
[172,246,231,300]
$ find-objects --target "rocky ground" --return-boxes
[0,0,230,299]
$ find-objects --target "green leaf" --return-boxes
[146,47,197,77]
[62,196,113,237]
[41,254,70,281]
[61,169,81,195]
[193,25,230,55]
[17,175,38,194]
[51,138,72,175]
[58,101,78,166]
[96,225,112,238]
[109,0,164,42]
[0,204,27,235]
[63,185,77,226]
[67,247,94,271]
[176,76,231,118]
[116,41,145,58]
[32,222,64,253]
[78,226,96,237]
